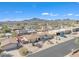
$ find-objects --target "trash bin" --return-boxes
[60,31,64,37]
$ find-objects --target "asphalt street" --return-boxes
[28,39,79,57]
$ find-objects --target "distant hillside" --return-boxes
[0,18,78,26]
[24,18,48,21]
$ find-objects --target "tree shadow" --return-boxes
[2,43,22,51]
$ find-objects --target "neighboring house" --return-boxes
[11,27,22,32]
[14,29,37,35]
[25,33,40,43]
[72,28,79,32]
[64,30,71,34]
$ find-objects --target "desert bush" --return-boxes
[12,32,17,37]
[19,47,29,56]
[2,24,11,33]
[0,48,4,54]
[0,41,4,54]
[0,34,5,38]
[75,37,79,45]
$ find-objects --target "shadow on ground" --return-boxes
[2,43,22,51]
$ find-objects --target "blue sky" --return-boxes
[0,2,79,21]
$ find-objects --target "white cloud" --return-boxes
[67,13,73,16]
[42,12,58,16]
[42,12,49,16]
[15,11,23,13]
[75,14,79,16]
[50,13,58,16]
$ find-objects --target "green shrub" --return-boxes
[12,32,17,37]
[19,47,29,56]
[2,24,11,33]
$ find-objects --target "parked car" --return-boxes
[39,34,53,41]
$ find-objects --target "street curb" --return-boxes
[65,48,79,57]
[27,38,75,57]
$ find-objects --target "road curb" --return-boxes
[65,48,79,57]
[27,38,75,57]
